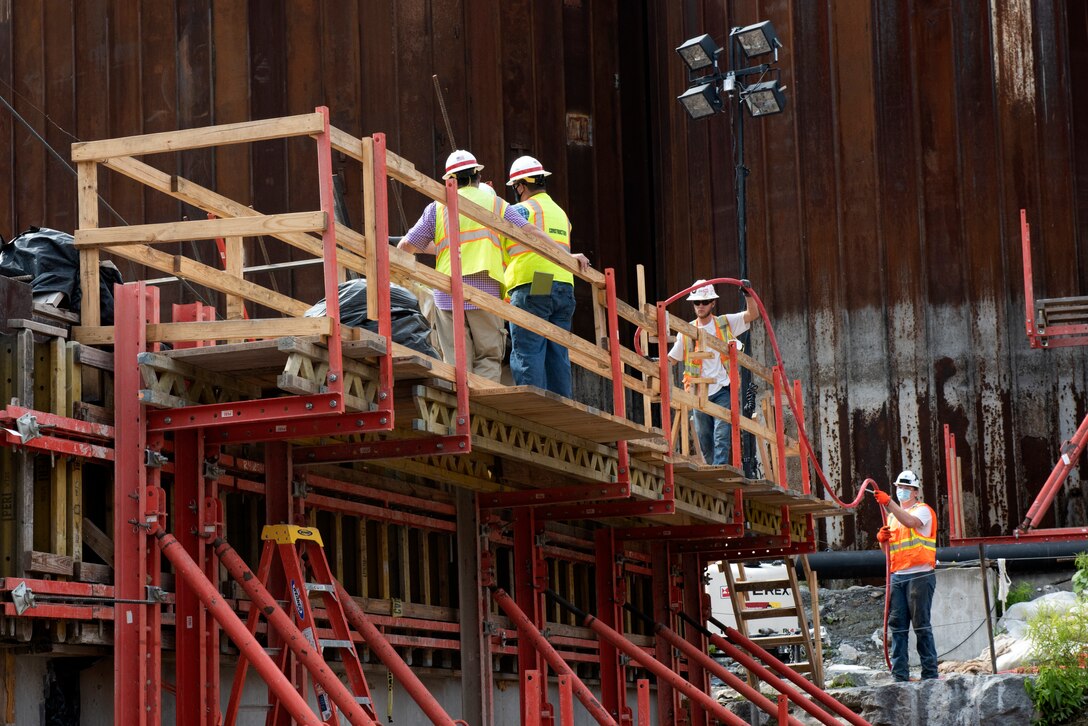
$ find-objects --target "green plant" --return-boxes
[1073,552,1088,599]
[1024,555,1088,725]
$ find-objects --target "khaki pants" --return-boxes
[434,307,505,382]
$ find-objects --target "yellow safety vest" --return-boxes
[435,185,506,291]
[888,502,937,572]
[681,315,735,390]
[504,192,574,291]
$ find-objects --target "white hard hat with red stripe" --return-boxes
[686,280,719,301]
[507,155,552,186]
[443,150,484,179]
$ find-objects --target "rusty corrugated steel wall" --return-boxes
[0,0,1084,547]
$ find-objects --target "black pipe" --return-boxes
[795,539,1088,580]
[544,588,589,622]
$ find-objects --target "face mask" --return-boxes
[896,487,914,503]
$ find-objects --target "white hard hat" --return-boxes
[443,150,484,179]
[895,470,921,488]
[507,155,552,186]
[686,280,719,302]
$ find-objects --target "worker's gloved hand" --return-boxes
[876,526,892,544]
[739,279,752,295]
[873,489,891,506]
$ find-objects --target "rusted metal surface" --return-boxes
[0,1,1084,546]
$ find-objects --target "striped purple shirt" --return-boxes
[403,199,529,310]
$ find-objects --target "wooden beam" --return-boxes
[73,317,335,346]
[74,211,327,248]
[81,517,114,566]
[71,112,325,161]
[77,162,101,326]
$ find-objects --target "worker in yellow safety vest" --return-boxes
[874,470,939,682]
[666,280,757,465]
[398,150,556,382]
[505,155,589,398]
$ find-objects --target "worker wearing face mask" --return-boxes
[873,470,939,682]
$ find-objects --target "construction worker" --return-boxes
[398,150,554,381]
[505,155,589,398]
[667,280,758,466]
[874,470,939,682]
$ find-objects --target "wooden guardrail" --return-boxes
[71,109,809,492]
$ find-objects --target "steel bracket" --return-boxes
[145,449,168,468]
[10,581,35,615]
[14,412,42,442]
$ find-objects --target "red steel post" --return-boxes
[653,625,803,726]
[1021,209,1037,344]
[492,589,618,726]
[944,425,958,540]
[773,366,787,488]
[578,612,747,726]
[558,675,575,726]
[594,528,628,722]
[524,671,543,726]
[334,580,457,726]
[1020,411,1088,531]
[710,623,871,726]
[370,133,395,404]
[729,340,741,469]
[682,553,710,726]
[174,429,213,726]
[636,680,650,726]
[650,545,679,725]
[212,537,378,726]
[154,532,320,726]
[778,695,789,725]
[514,510,551,724]
[113,282,153,726]
[794,379,810,494]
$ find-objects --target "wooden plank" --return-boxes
[470,386,651,443]
[73,317,334,346]
[74,561,112,584]
[74,211,327,248]
[137,352,263,398]
[224,236,246,319]
[70,112,325,161]
[24,550,75,577]
[76,240,309,315]
[77,162,101,327]
[50,339,67,564]
[82,517,114,566]
[4,319,68,339]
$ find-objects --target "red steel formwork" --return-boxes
[0,111,866,725]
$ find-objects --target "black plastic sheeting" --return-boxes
[0,227,123,324]
[305,279,438,358]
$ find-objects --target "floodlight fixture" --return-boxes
[678,82,723,120]
[676,34,721,72]
[743,80,787,117]
[733,21,781,59]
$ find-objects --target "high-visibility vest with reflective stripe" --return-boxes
[505,192,574,291]
[681,315,734,390]
[435,185,506,291]
[888,502,937,572]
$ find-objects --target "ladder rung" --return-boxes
[732,578,793,592]
[320,639,355,649]
[739,606,797,620]
[786,661,812,673]
[305,582,336,594]
[748,633,807,648]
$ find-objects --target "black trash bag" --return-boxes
[305,279,438,358]
[0,226,123,324]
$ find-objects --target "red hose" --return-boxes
[636,277,879,508]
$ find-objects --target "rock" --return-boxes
[789,674,1038,726]
[838,643,861,664]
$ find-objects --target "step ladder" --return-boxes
[225,524,376,725]
[723,554,824,688]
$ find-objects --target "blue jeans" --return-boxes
[889,570,938,681]
[509,282,576,398]
[693,387,732,465]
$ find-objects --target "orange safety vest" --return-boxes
[887,502,937,573]
[681,315,735,390]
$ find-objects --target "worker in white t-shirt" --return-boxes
[667,280,758,465]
